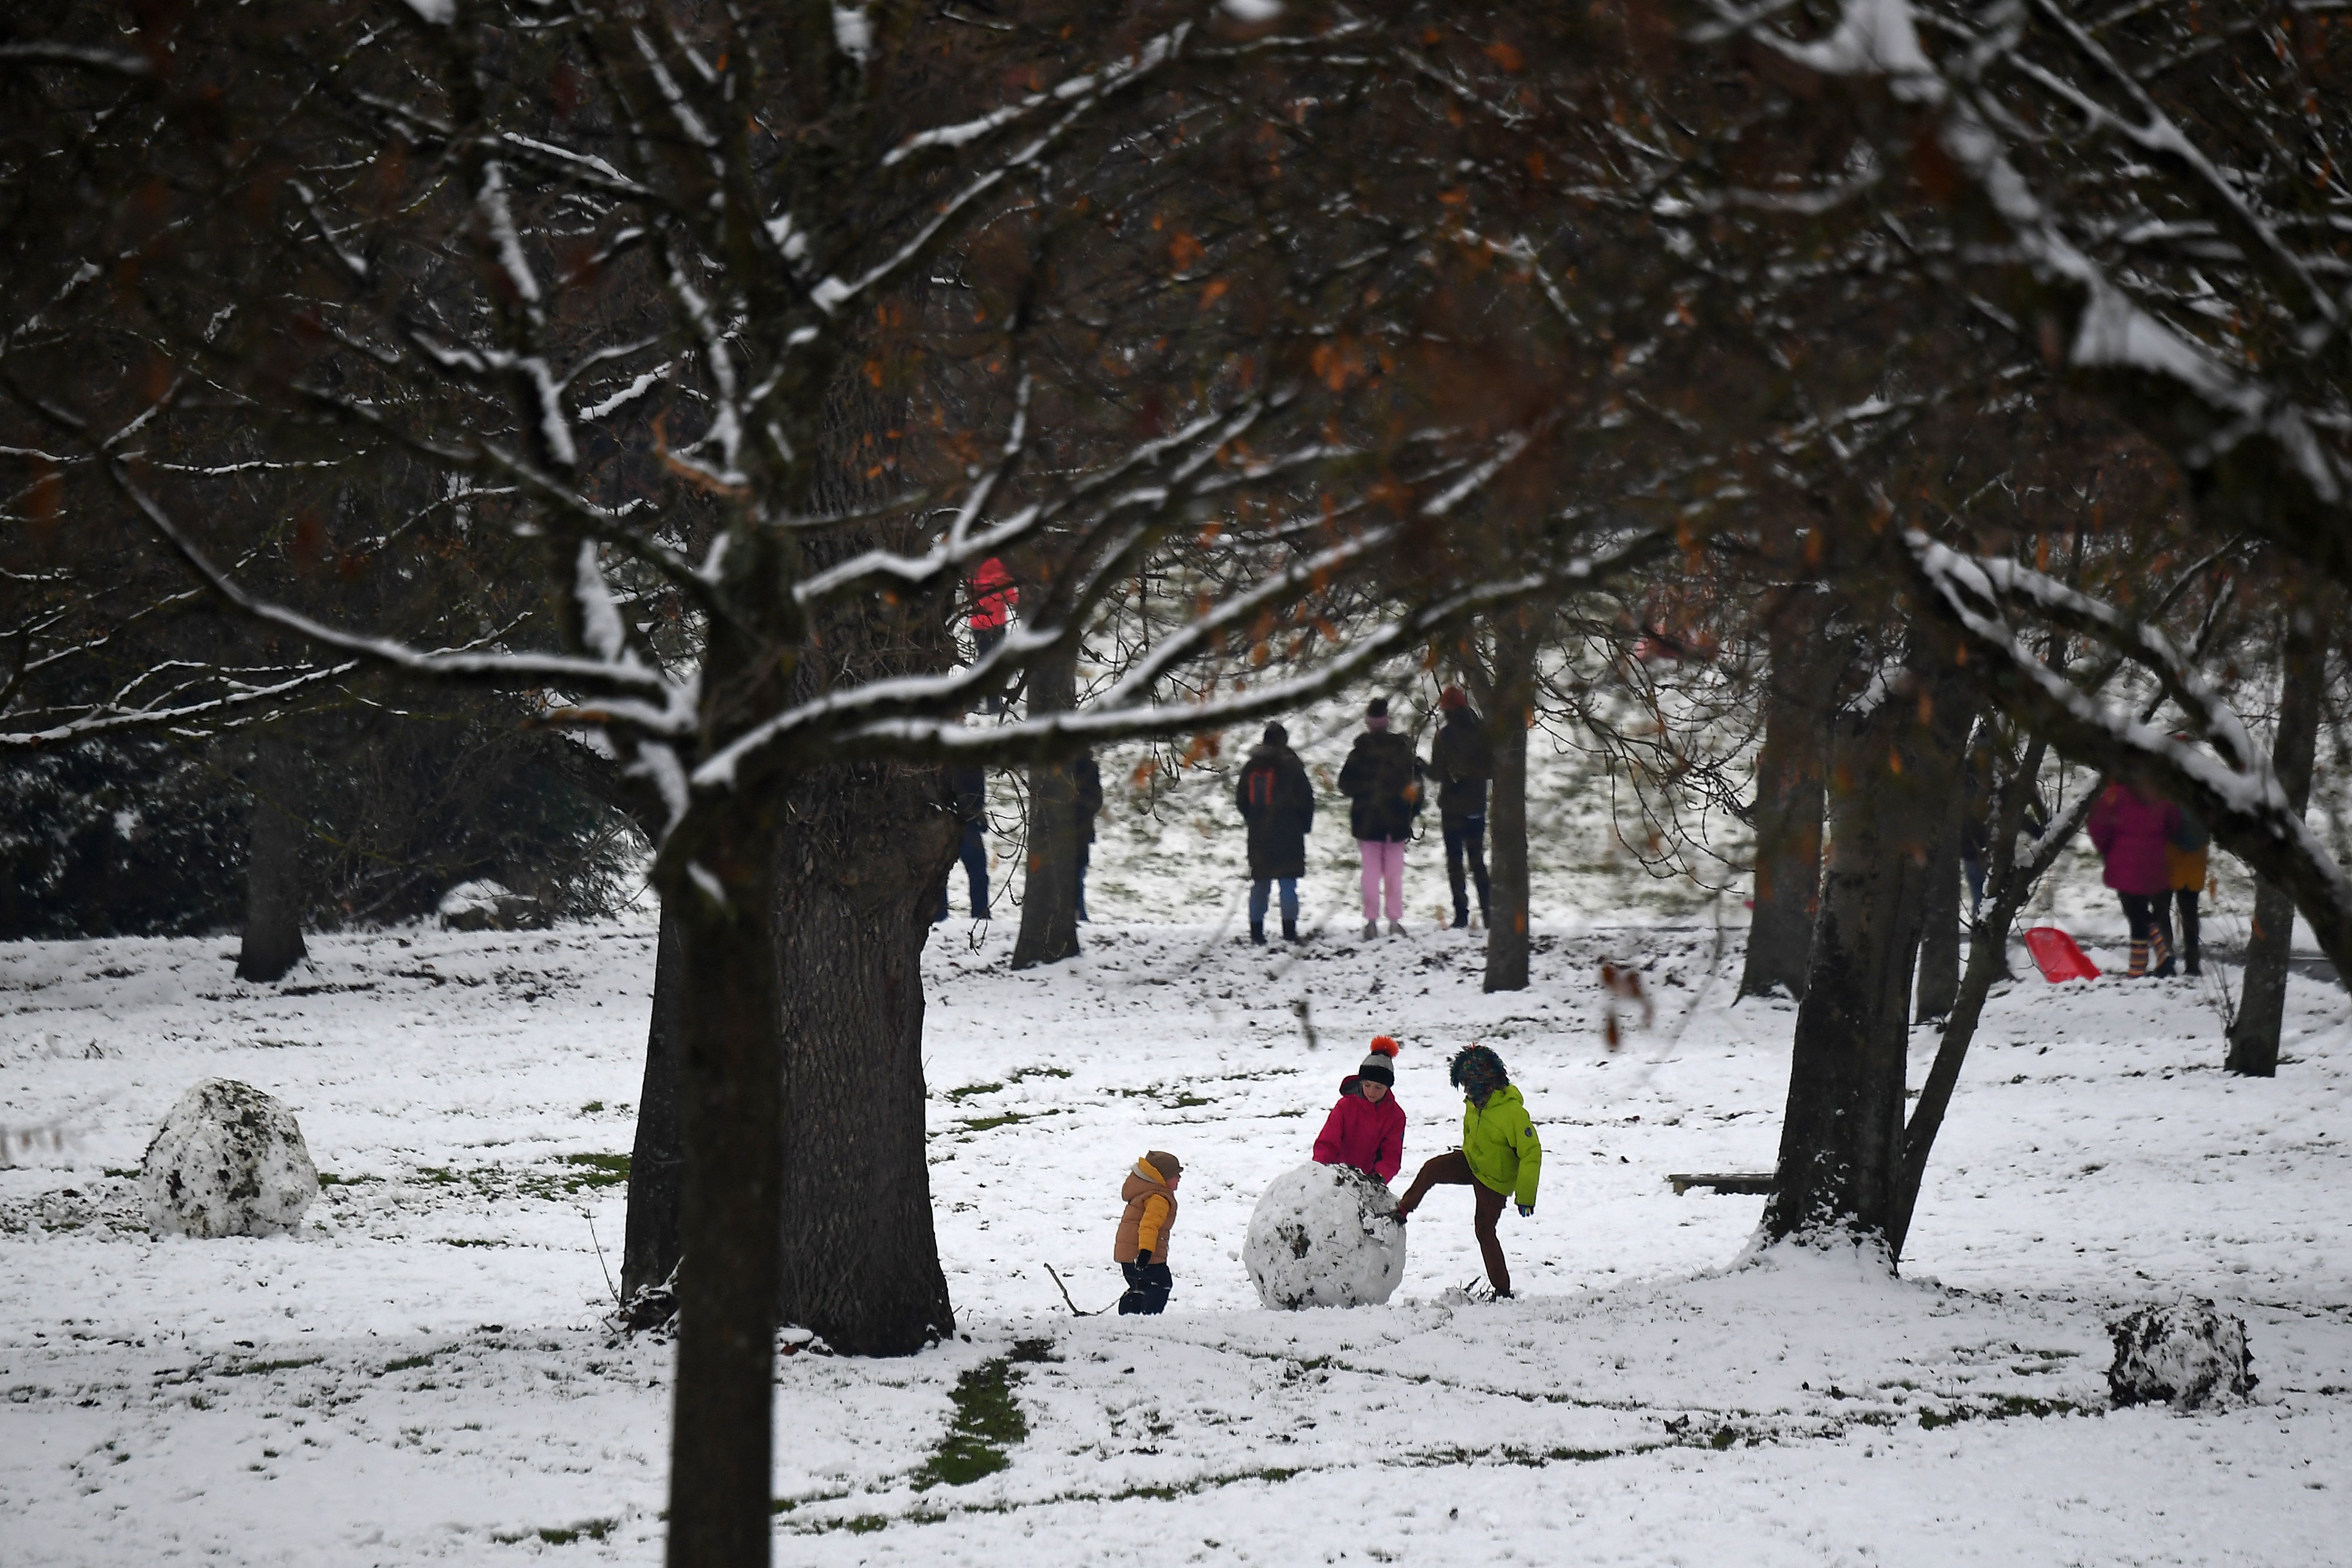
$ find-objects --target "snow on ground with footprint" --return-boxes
[5,902,2348,1567]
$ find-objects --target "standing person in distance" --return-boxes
[2166,803,2210,977]
[1073,748,1104,924]
[1235,721,1315,945]
[1311,1037,1406,1183]
[2088,780,2183,978]
[934,763,991,922]
[1393,1043,1541,1300]
[1337,697,1424,940]
[1428,687,1494,931]
[968,557,1017,714]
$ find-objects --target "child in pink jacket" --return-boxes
[2089,782,2184,977]
[1312,1037,1405,1183]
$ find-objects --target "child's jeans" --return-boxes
[1118,1261,1172,1315]
[1248,877,1299,926]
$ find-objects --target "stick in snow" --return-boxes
[1043,1262,1113,1317]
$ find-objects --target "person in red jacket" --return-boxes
[968,557,1017,713]
[1312,1037,1406,1183]
[2088,781,2184,978]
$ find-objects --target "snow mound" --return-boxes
[437,880,540,931]
[1243,1162,1405,1310]
[141,1078,319,1239]
[2107,1299,2255,1410]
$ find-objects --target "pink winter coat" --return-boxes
[1312,1077,1405,1183]
[2087,784,2183,897]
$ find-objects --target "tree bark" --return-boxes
[1738,593,1836,1001]
[1012,643,1081,969]
[665,795,786,1568]
[1484,688,1532,994]
[236,737,308,983]
[1763,648,1975,1250]
[2226,604,2330,1076]
[1889,737,2083,1261]
[1911,789,1965,1022]
[622,903,687,1299]
[773,760,960,1352]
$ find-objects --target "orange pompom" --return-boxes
[1367,1035,1399,1057]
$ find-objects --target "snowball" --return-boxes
[141,1079,319,1239]
[1243,1162,1405,1310]
[2107,1299,2255,1410]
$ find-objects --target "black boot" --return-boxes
[1250,920,1266,946]
[1451,907,1468,930]
[1282,916,1298,942]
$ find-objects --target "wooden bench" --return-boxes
[1665,1172,1775,1196]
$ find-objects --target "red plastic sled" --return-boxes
[2024,926,2101,982]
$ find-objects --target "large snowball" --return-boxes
[1244,1162,1405,1310]
[141,1078,319,1239]
[2107,1299,2255,1410]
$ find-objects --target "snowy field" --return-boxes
[4,905,2348,1566]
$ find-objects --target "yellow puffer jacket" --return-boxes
[1461,1085,1542,1208]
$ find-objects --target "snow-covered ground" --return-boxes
[4,906,2347,1565]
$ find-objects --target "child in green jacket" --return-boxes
[1394,1044,1540,1298]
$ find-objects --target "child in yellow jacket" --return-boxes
[1394,1044,1539,1299]
[1112,1151,1182,1315]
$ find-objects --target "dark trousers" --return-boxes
[1395,1149,1510,1295]
[1077,839,1091,922]
[972,624,1007,711]
[935,821,990,921]
[1117,1260,1171,1315]
[2117,892,2174,975]
[2166,889,2200,972]
[1444,815,1491,925]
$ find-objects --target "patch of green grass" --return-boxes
[556,1152,630,1185]
[1170,1094,1212,1109]
[913,1357,1030,1490]
[960,1110,1058,1135]
[944,1082,1004,1103]
[316,1172,379,1187]
[380,1350,447,1373]
[219,1356,323,1378]
[1916,1394,2088,1430]
[439,1238,505,1248]
[494,1519,616,1546]
[102,1167,140,1179]
[580,1101,604,1115]
[1008,1065,1072,1083]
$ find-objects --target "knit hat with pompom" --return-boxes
[1357,1035,1399,1086]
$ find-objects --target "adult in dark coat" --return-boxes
[1235,723,1315,944]
[1074,750,1104,922]
[1336,697,1425,938]
[1428,687,1494,929]
[935,763,991,921]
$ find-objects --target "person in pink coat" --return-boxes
[2088,781,2184,978]
[1312,1037,1406,1183]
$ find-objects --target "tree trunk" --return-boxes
[1739,591,1835,1000]
[1012,644,1081,969]
[236,738,308,983]
[773,761,960,1352]
[1763,650,1975,1250]
[664,796,787,1568]
[2226,604,2330,1076]
[1484,695,1531,993]
[1889,738,2082,1261]
[622,903,687,1298]
[1911,792,1965,1022]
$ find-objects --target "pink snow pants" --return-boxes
[1358,838,1405,921]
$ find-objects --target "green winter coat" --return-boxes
[1461,1084,1542,1208]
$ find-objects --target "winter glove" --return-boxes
[1516,1203,1535,1218]
[1134,1249,1152,1266]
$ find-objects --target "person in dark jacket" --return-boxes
[1236,722,1315,944]
[1337,697,1425,939]
[1428,687,1494,930]
[1074,750,1104,923]
[935,764,990,922]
